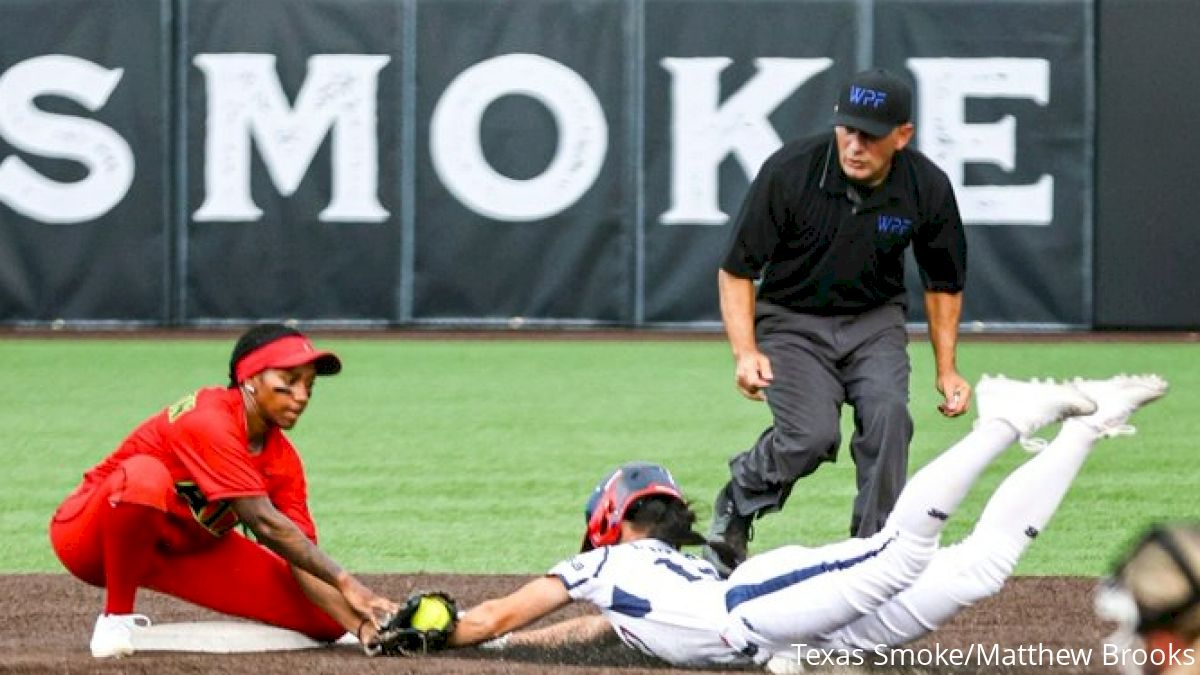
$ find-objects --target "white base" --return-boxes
[130,621,358,653]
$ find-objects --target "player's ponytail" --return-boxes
[625,495,741,564]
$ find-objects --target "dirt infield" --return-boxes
[0,574,1116,674]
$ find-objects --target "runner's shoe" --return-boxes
[975,375,1097,449]
[1071,374,1169,438]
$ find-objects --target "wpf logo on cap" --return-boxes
[848,86,888,109]
[832,68,912,137]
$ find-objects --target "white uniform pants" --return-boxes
[814,525,1023,650]
[724,526,938,659]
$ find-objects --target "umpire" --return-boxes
[704,68,969,576]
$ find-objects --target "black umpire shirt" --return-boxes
[722,132,967,315]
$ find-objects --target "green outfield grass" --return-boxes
[1,337,1195,576]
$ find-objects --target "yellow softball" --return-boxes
[410,596,453,631]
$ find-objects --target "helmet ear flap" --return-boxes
[586,492,621,548]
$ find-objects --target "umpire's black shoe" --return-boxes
[701,481,753,578]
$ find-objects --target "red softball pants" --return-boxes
[49,454,345,640]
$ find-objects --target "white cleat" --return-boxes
[90,613,151,658]
[765,652,808,674]
[1071,374,1169,438]
[975,375,1098,445]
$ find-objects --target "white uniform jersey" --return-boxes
[549,531,936,667]
[548,539,756,667]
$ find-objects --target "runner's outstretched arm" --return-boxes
[450,576,572,647]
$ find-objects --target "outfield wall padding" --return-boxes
[5,0,1187,329]
[1093,0,1200,330]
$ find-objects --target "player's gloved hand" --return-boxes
[372,591,458,656]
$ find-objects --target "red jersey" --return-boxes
[79,387,317,541]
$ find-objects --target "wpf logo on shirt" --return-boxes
[878,215,912,235]
[848,86,888,108]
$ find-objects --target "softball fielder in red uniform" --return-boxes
[50,324,398,658]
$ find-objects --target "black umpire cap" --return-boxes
[832,68,912,137]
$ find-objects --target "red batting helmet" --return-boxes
[581,462,684,551]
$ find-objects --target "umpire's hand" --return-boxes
[936,371,972,417]
[735,351,774,401]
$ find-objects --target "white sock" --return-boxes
[888,419,1019,539]
[976,418,1101,538]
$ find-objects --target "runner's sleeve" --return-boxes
[548,548,613,607]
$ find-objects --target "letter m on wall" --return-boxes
[192,53,390,223]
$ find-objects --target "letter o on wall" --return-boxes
[430,53,608,222]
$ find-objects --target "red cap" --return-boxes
[233,334,341,383]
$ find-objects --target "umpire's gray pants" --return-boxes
[727,300,912,537]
